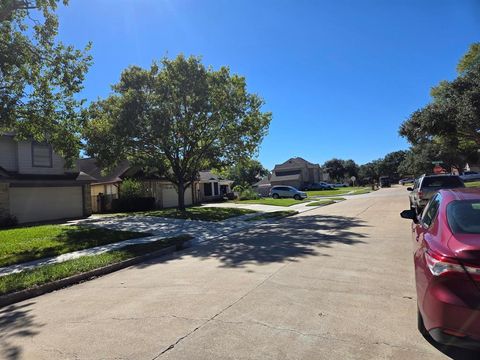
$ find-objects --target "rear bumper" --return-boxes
[429,328,480,350]
[422,278,480,349]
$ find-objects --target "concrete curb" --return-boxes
[0,239,191,308]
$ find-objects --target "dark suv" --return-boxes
[408,174,465,214]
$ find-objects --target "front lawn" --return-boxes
[236,198,307,207]
[143,207,257,221]
[0,225,148,267]
[244,210,298,221]
[0,236,190,296]
[306,187,371,197]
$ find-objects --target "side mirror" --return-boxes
[400,209,418,223]
[406,187,413,191]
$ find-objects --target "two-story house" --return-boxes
[269,157,328,189]
[0,134,93,224]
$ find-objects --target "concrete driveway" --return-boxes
[0,187,476,359]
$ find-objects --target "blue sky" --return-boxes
[56,0,480,169]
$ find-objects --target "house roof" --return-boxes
[199,170,233,183]
[77,158,131,184]
[274,157,319,170]
[252,175,271,187]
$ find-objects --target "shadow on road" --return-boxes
[0,302,42,360]
[137,214,369,268]
[422,333,480,359]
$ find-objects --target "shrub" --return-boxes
[120,178,144,199]
[0,214,18,228]
[112,197,155,212]
[232,184,244,193]
[238,187,260,200]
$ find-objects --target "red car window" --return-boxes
[447,201,480,234]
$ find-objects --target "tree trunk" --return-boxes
[177,181,186,211]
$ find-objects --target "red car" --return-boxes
[401,188,480,350]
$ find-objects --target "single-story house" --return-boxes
[0,134,94,224]
[196,170,234,202]
[78,159,199,212]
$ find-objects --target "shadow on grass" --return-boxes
[0,302,42,360]
[135,214,369,269]
[0,227,147,268]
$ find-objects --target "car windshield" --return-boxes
[422,177,464,189]
[447,200,480,234]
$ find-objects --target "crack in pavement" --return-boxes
[210,318,433,355]
[151,262,291,359]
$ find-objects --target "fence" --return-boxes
[91,194,118,213]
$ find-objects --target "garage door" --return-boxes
[10,186,83,223]
[162,184,193,208]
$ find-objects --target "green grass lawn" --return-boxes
[0,225,148,267]
[236,198,307,207]
[98,206,257,221]
[244,210,298,221]
[306,198,346,207]
[306,187,371,197]
[143,207,257,221]
[466,181,480,188]
[0,235,190,296]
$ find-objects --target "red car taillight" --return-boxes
[425,250,480,280]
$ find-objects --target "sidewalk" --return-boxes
[0,200,338,277]
[0,211,294,277]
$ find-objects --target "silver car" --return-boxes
[269,186,307,200]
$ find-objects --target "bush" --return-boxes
[120,178,144,199]
[0,214,18,228]
[238,187,260,200]
[225,192,237,200]
[112,197,156,212]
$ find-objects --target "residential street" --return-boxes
[0,187,476,359]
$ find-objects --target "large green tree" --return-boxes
[0,0,92,163]
[84,55,272,210]
[323,158,345,181]
[399,43,480,170]
[220,159,269,187]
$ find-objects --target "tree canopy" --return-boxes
[84,55,272,209]
[323,158,358,182]
[399,43,480,171]
[220,159,269,187]
[0,0,92,164]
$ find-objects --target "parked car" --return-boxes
[400,188,480,350]
[460,171,480,182]
[399,178,414,185]
[303,182,334,191]
[379,176,391,188]
[333,183,348,187]
[408,174,465,214]
[269,186,307,200]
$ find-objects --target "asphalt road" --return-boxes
[1,187,478,359]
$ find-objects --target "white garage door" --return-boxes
[10,186,83,223]
[161,184,193,208]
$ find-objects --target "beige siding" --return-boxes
[10,186,84,223]
[17,141,67,175]
[0,136,18,171]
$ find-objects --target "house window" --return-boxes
[32,143,53,167]
[204,183,212,196]
[213,182,219,196]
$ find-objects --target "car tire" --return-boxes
[417,308,429,337]
[272,193,279,199]
[294,194,301,200]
